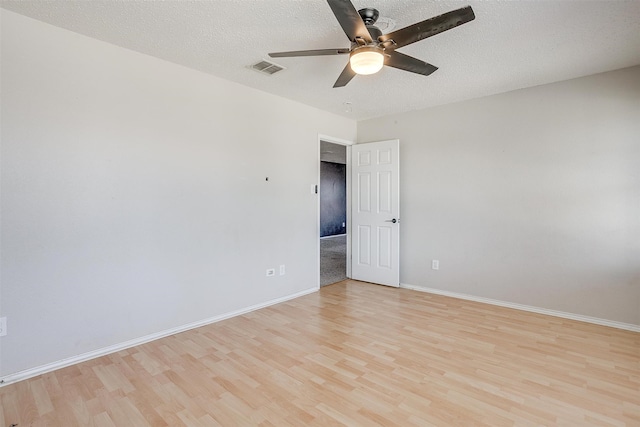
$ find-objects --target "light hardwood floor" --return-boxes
[1,280,639,426]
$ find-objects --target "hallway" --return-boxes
[320,234,346,287]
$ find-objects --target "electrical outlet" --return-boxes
[266,268,276,277]
[432,260,439,270]
[279,265,286,276]
[0,317,6,337]
[342,222,346,227]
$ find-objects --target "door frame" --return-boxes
[317,134,354,288]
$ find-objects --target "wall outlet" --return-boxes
[279,265,286,276]
[431,260,440,270]
[342,222,346,227]
[266,268,275,277]
[0,317,6,337]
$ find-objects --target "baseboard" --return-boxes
[0,287,318,387]
[400,283,640,333]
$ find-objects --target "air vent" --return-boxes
[249,60,285,75]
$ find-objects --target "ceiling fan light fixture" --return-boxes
[349,46,384,75]
[269,1,476,87]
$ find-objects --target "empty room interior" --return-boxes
[1,1,639,426]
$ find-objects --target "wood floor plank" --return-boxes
[93,411,117,427]
[1,280,638,426]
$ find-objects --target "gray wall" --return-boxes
[358,66,640,325]
[320,140,347,165]
[320,161,347,237]
[0,11,356,377]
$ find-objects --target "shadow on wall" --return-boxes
[320,161,346,237]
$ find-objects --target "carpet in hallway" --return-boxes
[320,235,346,286]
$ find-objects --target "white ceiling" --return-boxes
[3,0,640,120]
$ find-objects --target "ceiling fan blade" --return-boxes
[269,48,350,58]
[333,63,357,88]
[379,6,475,50]
[385,51,438,76]
[327,0,373,43]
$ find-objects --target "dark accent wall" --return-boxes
[320,161,347,237]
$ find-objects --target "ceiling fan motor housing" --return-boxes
[358,8,382,41]
[366,25,382,41]
[358,8,379,25]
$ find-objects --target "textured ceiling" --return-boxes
[3,0,640,120]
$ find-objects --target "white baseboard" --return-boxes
[0,287,318,387]
[400,283,640,333]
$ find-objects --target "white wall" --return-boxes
[358,66,640,326]
[0,11,356,378]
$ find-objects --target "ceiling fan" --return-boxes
[269,0,475,88]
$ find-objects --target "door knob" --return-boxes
[385,218,399,223]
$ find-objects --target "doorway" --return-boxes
[319,139,349,286]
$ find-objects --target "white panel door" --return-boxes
[351,140,399,287]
